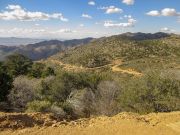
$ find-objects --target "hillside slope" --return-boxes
[50,33,180,75]
[0,111,180,135]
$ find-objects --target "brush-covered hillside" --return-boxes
[50,33,180,75]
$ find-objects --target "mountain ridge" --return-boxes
[0,38,93,61]
[0,37,45,46]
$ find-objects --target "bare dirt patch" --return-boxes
[48,59,142,76]
[0,112,179,135]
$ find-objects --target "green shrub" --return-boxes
[28,63,55,78]
[42,67,55,77]
[4,53,33,77]
[26,100,51,112]
[0,63,13,102]
[61,102,75,118]
[38,71,103,103]
[118,71,180,114]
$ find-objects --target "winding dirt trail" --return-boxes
[112,65,142,76]
[111,59,143,76]
[49,59,142,76]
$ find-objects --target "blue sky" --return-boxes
[0,0,180,39]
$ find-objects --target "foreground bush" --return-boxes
[26,100,51,112]
[8,76,41,110]
[67,88,95,118]
[6,66,180,118]
[118,71,180,114]
[93,81,120,116]
[38,72,103,103]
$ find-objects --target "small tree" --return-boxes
[29,63,55,78]
[0,63,12,102]
[29,63,45,78]
[4,53,33,77]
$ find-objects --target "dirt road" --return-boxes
[49,59,142,76]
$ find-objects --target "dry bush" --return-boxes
[67,88,95,118]
[93,81,120,116]
[8,76,41,110]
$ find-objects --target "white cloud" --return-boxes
[57,29,76,33]
[147,8,180,17]
[0,5,68,21]
[99,6,123,14]
[82,14,92,19]
[1,27,77,37]
[104,20,116,24]
[161,8,178,16]
[6,27,46,34]
[0,26,112,39]
[6,5,21,10]
[160,27,175,32]
[88,1,96,6]
[104,16,136,28]
[50,13,68,21]
[146,10,160,16]
[122,0,134,5]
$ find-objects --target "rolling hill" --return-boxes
[50,32,180,75]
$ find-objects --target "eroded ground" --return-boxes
[0,112,180,135]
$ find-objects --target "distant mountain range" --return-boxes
[0,38,93,61]
[0,32,176,62]
[0,37,45,46]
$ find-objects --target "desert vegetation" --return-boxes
[0,34,180,122]
[1,51,180,120]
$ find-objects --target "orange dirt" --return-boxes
[48,59,142,76]
[0,112,179,135]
